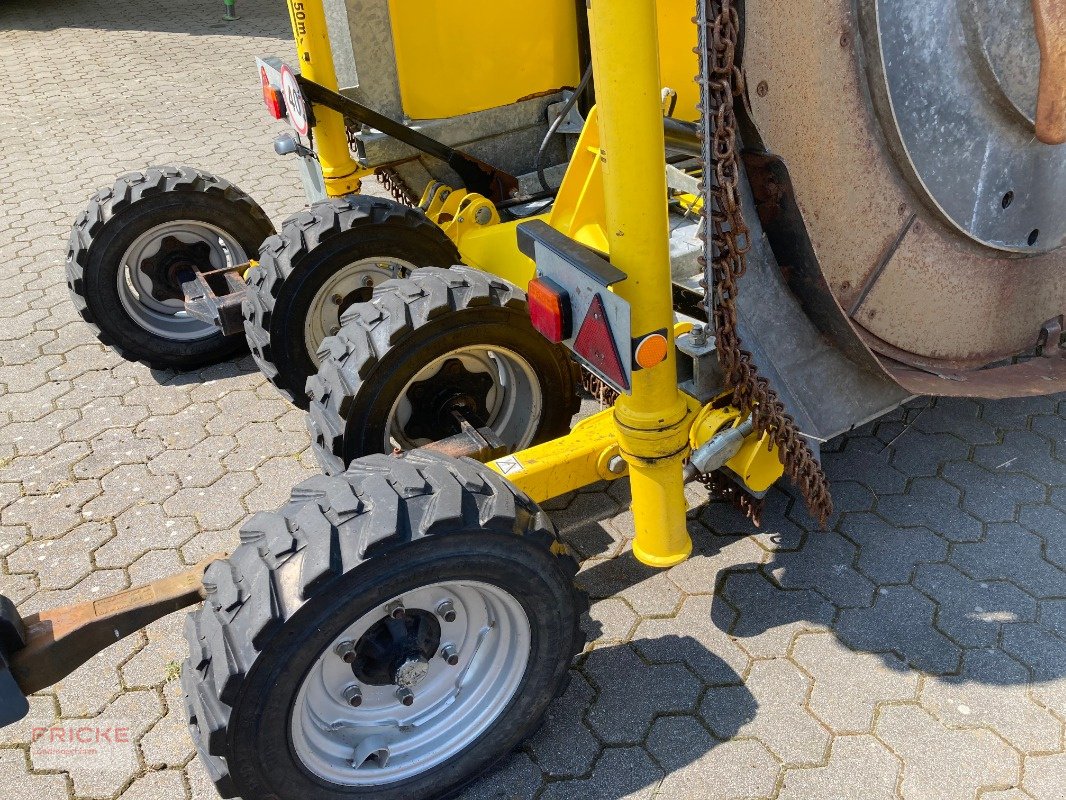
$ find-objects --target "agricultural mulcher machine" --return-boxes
[2,0,1064,797]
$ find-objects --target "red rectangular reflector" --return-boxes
[527,276,571,343]
[261,67,286,120]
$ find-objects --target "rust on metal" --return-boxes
[374,166,420,207]
[743,0,1064,388]
[418,422,508,462]
[1033,0,1066,144]
[697,0,834,526]
[881,316,1066,398]
[10,555,224,695]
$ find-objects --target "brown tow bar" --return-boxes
[5,556,223,697]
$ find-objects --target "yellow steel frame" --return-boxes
[487,0,696,567]
[287,0,784,568]
[285,0,365,196]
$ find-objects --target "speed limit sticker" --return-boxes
[280,65,309,136]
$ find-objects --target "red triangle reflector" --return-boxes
[573,293,629,391]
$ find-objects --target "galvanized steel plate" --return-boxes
[874,0,1066,252]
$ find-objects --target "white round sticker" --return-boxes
[280,65,309,136]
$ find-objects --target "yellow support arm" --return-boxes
[286,0,362,196]
[588,0,694,567]
[487,409,625,502]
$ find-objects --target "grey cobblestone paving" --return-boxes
[0,1,1064,799]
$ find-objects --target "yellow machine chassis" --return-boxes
[287,0,784,567]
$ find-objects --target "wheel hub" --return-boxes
[304,258,416,364]
[138,235,213,302]
[402,358,495,440]
[394,657,430,689]
[350,608,441,686]
[290,581,532,787]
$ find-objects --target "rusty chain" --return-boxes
[696,0,833,526]
[344,123,420,207]
[374,166,420,207]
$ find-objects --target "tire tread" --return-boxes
[181,451,586,799]
[66,165,273,366]
[243,196,460,404]
[306,267,582,474]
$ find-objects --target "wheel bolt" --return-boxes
[331,293,343,305]
[436,599,456,623]
[440,644,459,666]
[395,687,414,706]
[362,276,375,287]
[342,684,363,707]
[329,325,340,336]
[334,639,356,663]
[385,600,406,619]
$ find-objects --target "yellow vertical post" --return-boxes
[588,0,693,566]
[286,0,362,196]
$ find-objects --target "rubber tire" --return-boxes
[181,449,587,800]
[307,267,582,475]
[244,196,462,407]
[66,165,274,370]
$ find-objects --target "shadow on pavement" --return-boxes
[464,635,757,800]
[570,393,1066,695]
[153,353,261,388]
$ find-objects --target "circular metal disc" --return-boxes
[874,0,1066,252]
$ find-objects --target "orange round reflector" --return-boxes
[634,332,668,369]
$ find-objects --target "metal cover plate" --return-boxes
[874,0,1066,252]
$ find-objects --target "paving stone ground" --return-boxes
[0,2,1064,799]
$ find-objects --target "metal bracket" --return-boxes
[181,266,251,337]
[516,220,627,286]
[675,325,726,403]
[547,91,586,135]
[418,422,508,462]
[517,220,633,394]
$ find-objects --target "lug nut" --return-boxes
[385,600,406,619]
[331,293,343,305]
[362,276,375,287]
[334,639,356,663]
[436,599,457,623]
[440,644,459,666]
[342,684,363,707]
[395,687,414,706]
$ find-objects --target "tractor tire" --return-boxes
[181,449,587,800]
[244,196,461,407]
[307,267,581,475]
[67,166,274,370]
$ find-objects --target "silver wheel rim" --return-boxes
[290,580,531,786]
[117,220,247,340]
[385,345,543,452]
[304,258,415,364]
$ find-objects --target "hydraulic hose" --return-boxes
[535,64,595,194]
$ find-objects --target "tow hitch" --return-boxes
[180,265,253,337]
[0,556,222,727]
